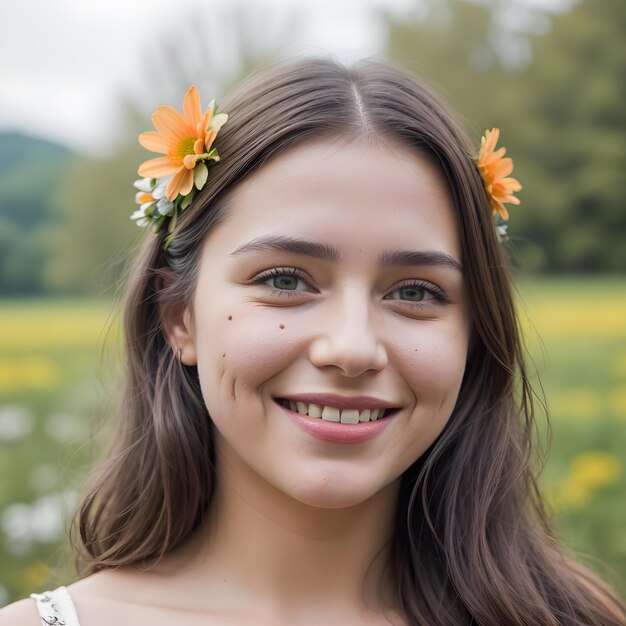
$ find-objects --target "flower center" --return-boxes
[171,136,197,165]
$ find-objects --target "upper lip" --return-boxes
[276,393,400,411]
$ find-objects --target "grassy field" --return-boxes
[0,277,624,604]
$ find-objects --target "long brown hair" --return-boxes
[71,57,625,625]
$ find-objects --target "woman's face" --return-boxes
[174,137,470,509]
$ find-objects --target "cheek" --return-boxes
[395,320,468,409]
[388,322,468,463]
[194,304,301,409]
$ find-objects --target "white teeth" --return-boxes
[321,406,340,422]
[280,399,391,423]
[308,403,323,418]
[340,409,360,424]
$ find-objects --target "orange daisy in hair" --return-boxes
[476,128,522,221]
[137,85,227,201]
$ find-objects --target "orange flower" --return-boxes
[476,128,522,221]
[137,85,227,201]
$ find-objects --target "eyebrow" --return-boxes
[230,235,463,273]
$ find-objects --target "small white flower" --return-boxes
[133,177,156,193]
[130,208,150,227]
[496,224,509,243]
[152,177,171,199]
[156,197,175,216]
[131,175,175,227]
[134,192,156,210]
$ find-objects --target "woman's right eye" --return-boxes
[251,267,313,294]
[265,274,305,291]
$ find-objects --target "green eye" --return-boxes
[385,281,445,305]
[272,275,299,290]
[253,267,311,294]
[397,286,426,301]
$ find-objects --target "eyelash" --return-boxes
[250,267,449,306]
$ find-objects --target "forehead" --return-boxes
[204,138,460,261]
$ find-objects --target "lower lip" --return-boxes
[275,400,397,444]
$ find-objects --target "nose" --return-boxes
[308,286,388,378]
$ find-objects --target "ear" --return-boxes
[161,299,198,366]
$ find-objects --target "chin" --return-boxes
[281,473,397,510]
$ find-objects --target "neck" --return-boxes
[147,438,403,622]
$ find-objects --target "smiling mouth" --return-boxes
[274,398,400,424]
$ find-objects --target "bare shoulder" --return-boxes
[0,597,41,626]
[65,570,138,626]
[0,573,140,626]
[65,568,205,626]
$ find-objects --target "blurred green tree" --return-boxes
[516,0,626,271]
[41,3,298,294]
[384,0,625,272]
[41,147,144,295]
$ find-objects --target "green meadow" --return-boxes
[0,276,624,603]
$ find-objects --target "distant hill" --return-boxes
[0,132,77,230]
[0,133,78,293]
[0,132,75,178]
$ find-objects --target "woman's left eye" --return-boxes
[384,281,447,305]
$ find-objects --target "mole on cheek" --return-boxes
[228,315,232,321]
[279,324,285,330]
[222,353,226,358]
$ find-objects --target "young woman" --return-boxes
[2,57,624,625]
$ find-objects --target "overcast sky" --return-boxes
[0,0,416,155]
[0,0,573,156]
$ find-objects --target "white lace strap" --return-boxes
[29,586,80,626]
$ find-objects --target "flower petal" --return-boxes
[502,195,521,205]
[138,156,178,178]
[152,105,194,140]
[166,167,189,201]
[183,154,198,169]
[133,177,156,192]
[135,192,155,204]
[484,147,506,164]
[131,209,150,226]
[156,197,175,216]
[476,128,521,215]
[502,177,522,191]
[197,108,212,136]
[205,128,218,151]
[179,167,194,196]
[152,177,171,199]
[183,85,202,130]
[484,128,499,154]
[138,131,171,154]
[210,112,228,132]
[491,157,513,178]
[165,169,183,201]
